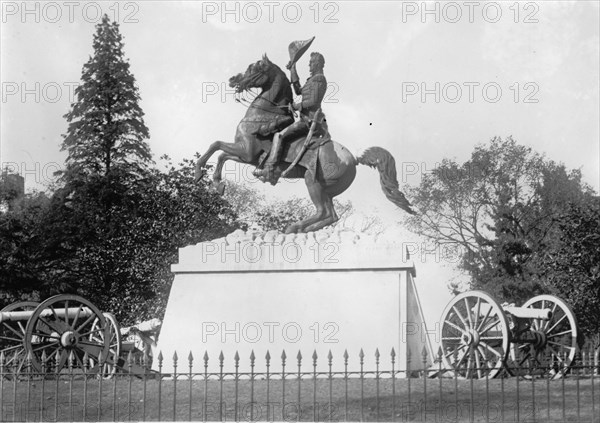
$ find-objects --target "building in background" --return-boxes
[0,169,25,212]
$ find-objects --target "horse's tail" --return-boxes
[357,146,416,215]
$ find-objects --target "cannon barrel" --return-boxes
[503,305,552,320]
[0,306,94,323]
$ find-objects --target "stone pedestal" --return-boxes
[155,228,434,375]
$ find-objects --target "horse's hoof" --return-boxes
[211,181,226,195]
[285,225,299,234]
[194,167,206,182]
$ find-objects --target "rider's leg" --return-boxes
[257,121,309,184]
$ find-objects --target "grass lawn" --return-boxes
[1,374,597,422]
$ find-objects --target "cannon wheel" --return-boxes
[510,294,579,379]
[24,295,110,374]
[0,301,39,375]
[440,291,510,379]
[89,313,121,378]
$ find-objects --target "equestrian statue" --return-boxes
[195,37,415,234]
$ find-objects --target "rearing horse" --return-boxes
[195,55,414,233]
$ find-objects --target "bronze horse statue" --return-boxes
[195,55,414,233]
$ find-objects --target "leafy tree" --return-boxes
[0,193,50,305]
[60,14,151,188]
[406,136,596,311]
[0,15,240,322]
[536,198,600,337]
[62,156,238,322]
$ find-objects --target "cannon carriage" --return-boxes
[0,294,155,378]
[439,291,579,379]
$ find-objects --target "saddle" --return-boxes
[256,128,331,177]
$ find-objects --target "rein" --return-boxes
[248,95,290,115]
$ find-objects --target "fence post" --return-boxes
[359,348,364,422]
[69,350,75,422]
[328,350,333,422]
[391,348,396,420]
[561,346,566,422]
[173,351,178,422]
[203,351,209,423]
[266,351,271,422]
[482,347,489,423]
[158,351,163,422]
[0,351,5,423]
[453,349,458,422]
[591,345,596,422]
[26,350,33,420]
[142,351,148,421]
[282,350,287,422]
[234,351,240,422]
[375,348,380,421]
[82,352,88,422]
[218,351,224,421]
[469,349,474,423]
[188,351,194,422]
[422,346,428,420]
[54,350,61,423]
[250,350,255,422]
[546,349,551,422]
[343,350,349,421]
[312,350,318,422]
[407,348,412,421]
[127,351,133,422]
[297,350,302,422]
[437,346,443,419]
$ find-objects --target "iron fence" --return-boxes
[0,345,598,422]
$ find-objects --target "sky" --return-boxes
[1,1,599,333]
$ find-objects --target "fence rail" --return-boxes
[1,345,598,422]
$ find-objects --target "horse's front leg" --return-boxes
[210,152,242,195]
[195,140,255,182]
[195,140,224,181]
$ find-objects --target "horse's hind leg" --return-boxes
[304,195,338,233]
[286,174,337,233]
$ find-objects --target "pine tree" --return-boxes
[60,14,151,187]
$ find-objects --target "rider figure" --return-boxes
[255,52,328,185]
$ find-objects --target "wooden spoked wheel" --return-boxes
[440,291,510,379]
[89,312,121,378]
[0,301,39,375]
[24,295,110,374]
[510,294,579,379]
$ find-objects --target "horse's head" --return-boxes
[229,54,276,93]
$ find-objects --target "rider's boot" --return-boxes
[255,133,283,185]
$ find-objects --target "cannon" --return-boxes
[439,291,579,379]
[0,294,151,377]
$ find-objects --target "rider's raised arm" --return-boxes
[290,65,302,96]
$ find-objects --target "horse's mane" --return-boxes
[267,62,293,103]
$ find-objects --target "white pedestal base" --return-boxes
[155,229,434,375]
